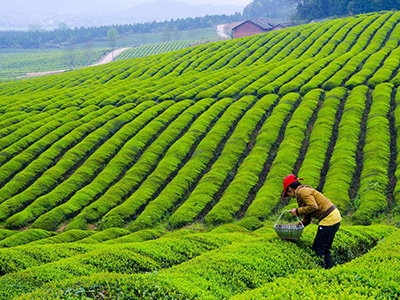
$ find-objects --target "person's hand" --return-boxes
[290,208,297,216]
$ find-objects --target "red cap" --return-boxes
[282,174,302,199]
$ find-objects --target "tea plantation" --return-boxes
[0,10,399,299]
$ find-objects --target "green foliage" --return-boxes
[352,83,393,224]
[0,229,55,248]
[116,40,199,59]
[0,232,258,299]
[246,89,322,220]
[12,225,394,300]
[204,93,298,226]
[323,85,369,211]
[232,227,400,299]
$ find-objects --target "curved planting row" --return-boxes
[293,12,393,94]
[324,12,399,89]
[0,232,258,300]
[352,83,393,224]
[0,102,158,227]
[67,97,235,230]
[3,101,175,230]
[116,40,198,59]
[97,97,254,230]
[322,86,369,211]
[345,15,400,88]
[298,88,346,188]
[245,89,323,220]
[0,106,107,188]
[0,105,129,204]
[203,93,300,227]
[30,100,198,231]
[11,225,396,300]
[132,95,278,231]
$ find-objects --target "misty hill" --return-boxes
[0,0,244,30]
[112,1,244,23]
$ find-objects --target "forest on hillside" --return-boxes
[0,14,242,49]
[243,0,400,21]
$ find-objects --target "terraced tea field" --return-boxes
[0,48,109,79]
[116,40,201,59]
[0,10,399,299]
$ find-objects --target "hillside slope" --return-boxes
[0,11,399,234]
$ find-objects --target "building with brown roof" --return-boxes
[231,18,284,39]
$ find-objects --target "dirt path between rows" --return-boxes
[24,47,131,78]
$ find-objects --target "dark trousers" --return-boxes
[312,222,340,269]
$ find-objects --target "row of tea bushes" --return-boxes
[352,83,393,224]
[151,95,277,230]
[203,93,300,226]
[31,100,193,231]
[297,87,346,188]
[119,97,256,228]
[0,103,145,219]
[0,229,55,248]
[0,105,120,204]
[15,225,395,300]
[299,14,379,94]
[232,227,400,300]
[322,86,369,211]
[0,107,78,159]
[0,106,103,188]
[323,12,393,90]
[72,98,235,230]
[345,16,400,89]
[0,232,259,299]
[262,18,354,96]
[2,102,163,229]
[245,89,323,219]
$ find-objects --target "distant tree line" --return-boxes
[0,13,243,49]
[244,0,400,21]
[243,0,298,20]
[297,0,400,20]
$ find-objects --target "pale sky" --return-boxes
[178,0,252,5]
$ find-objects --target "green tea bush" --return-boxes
[0,229,55,248]
[76,228,131,244]
[232,227,399,300]
[31,100,191,231]
[3,102,168,230]
[204,93,299,226]
[14,226,393,300]
[246,89,323,220]
[353,83,393,224]
[124,96,256,231]
[74,98,233,230]
[0,232,258,299]
[297,87,346,188]
[323,86,369,211]
[161,95,275,230]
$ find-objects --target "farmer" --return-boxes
[282,174,342,269]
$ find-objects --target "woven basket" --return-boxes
[274,210,304,241]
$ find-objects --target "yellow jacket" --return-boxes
[295,185,341,226]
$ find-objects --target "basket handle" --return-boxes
[274,210,304,227]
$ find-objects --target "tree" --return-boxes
[28,24,42,32]
[107,27,119,59]
[172,26,180,41]
[58,22,70,31]
[84,42,94,66]
[162,24,171,42]
[64,40,76,69]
